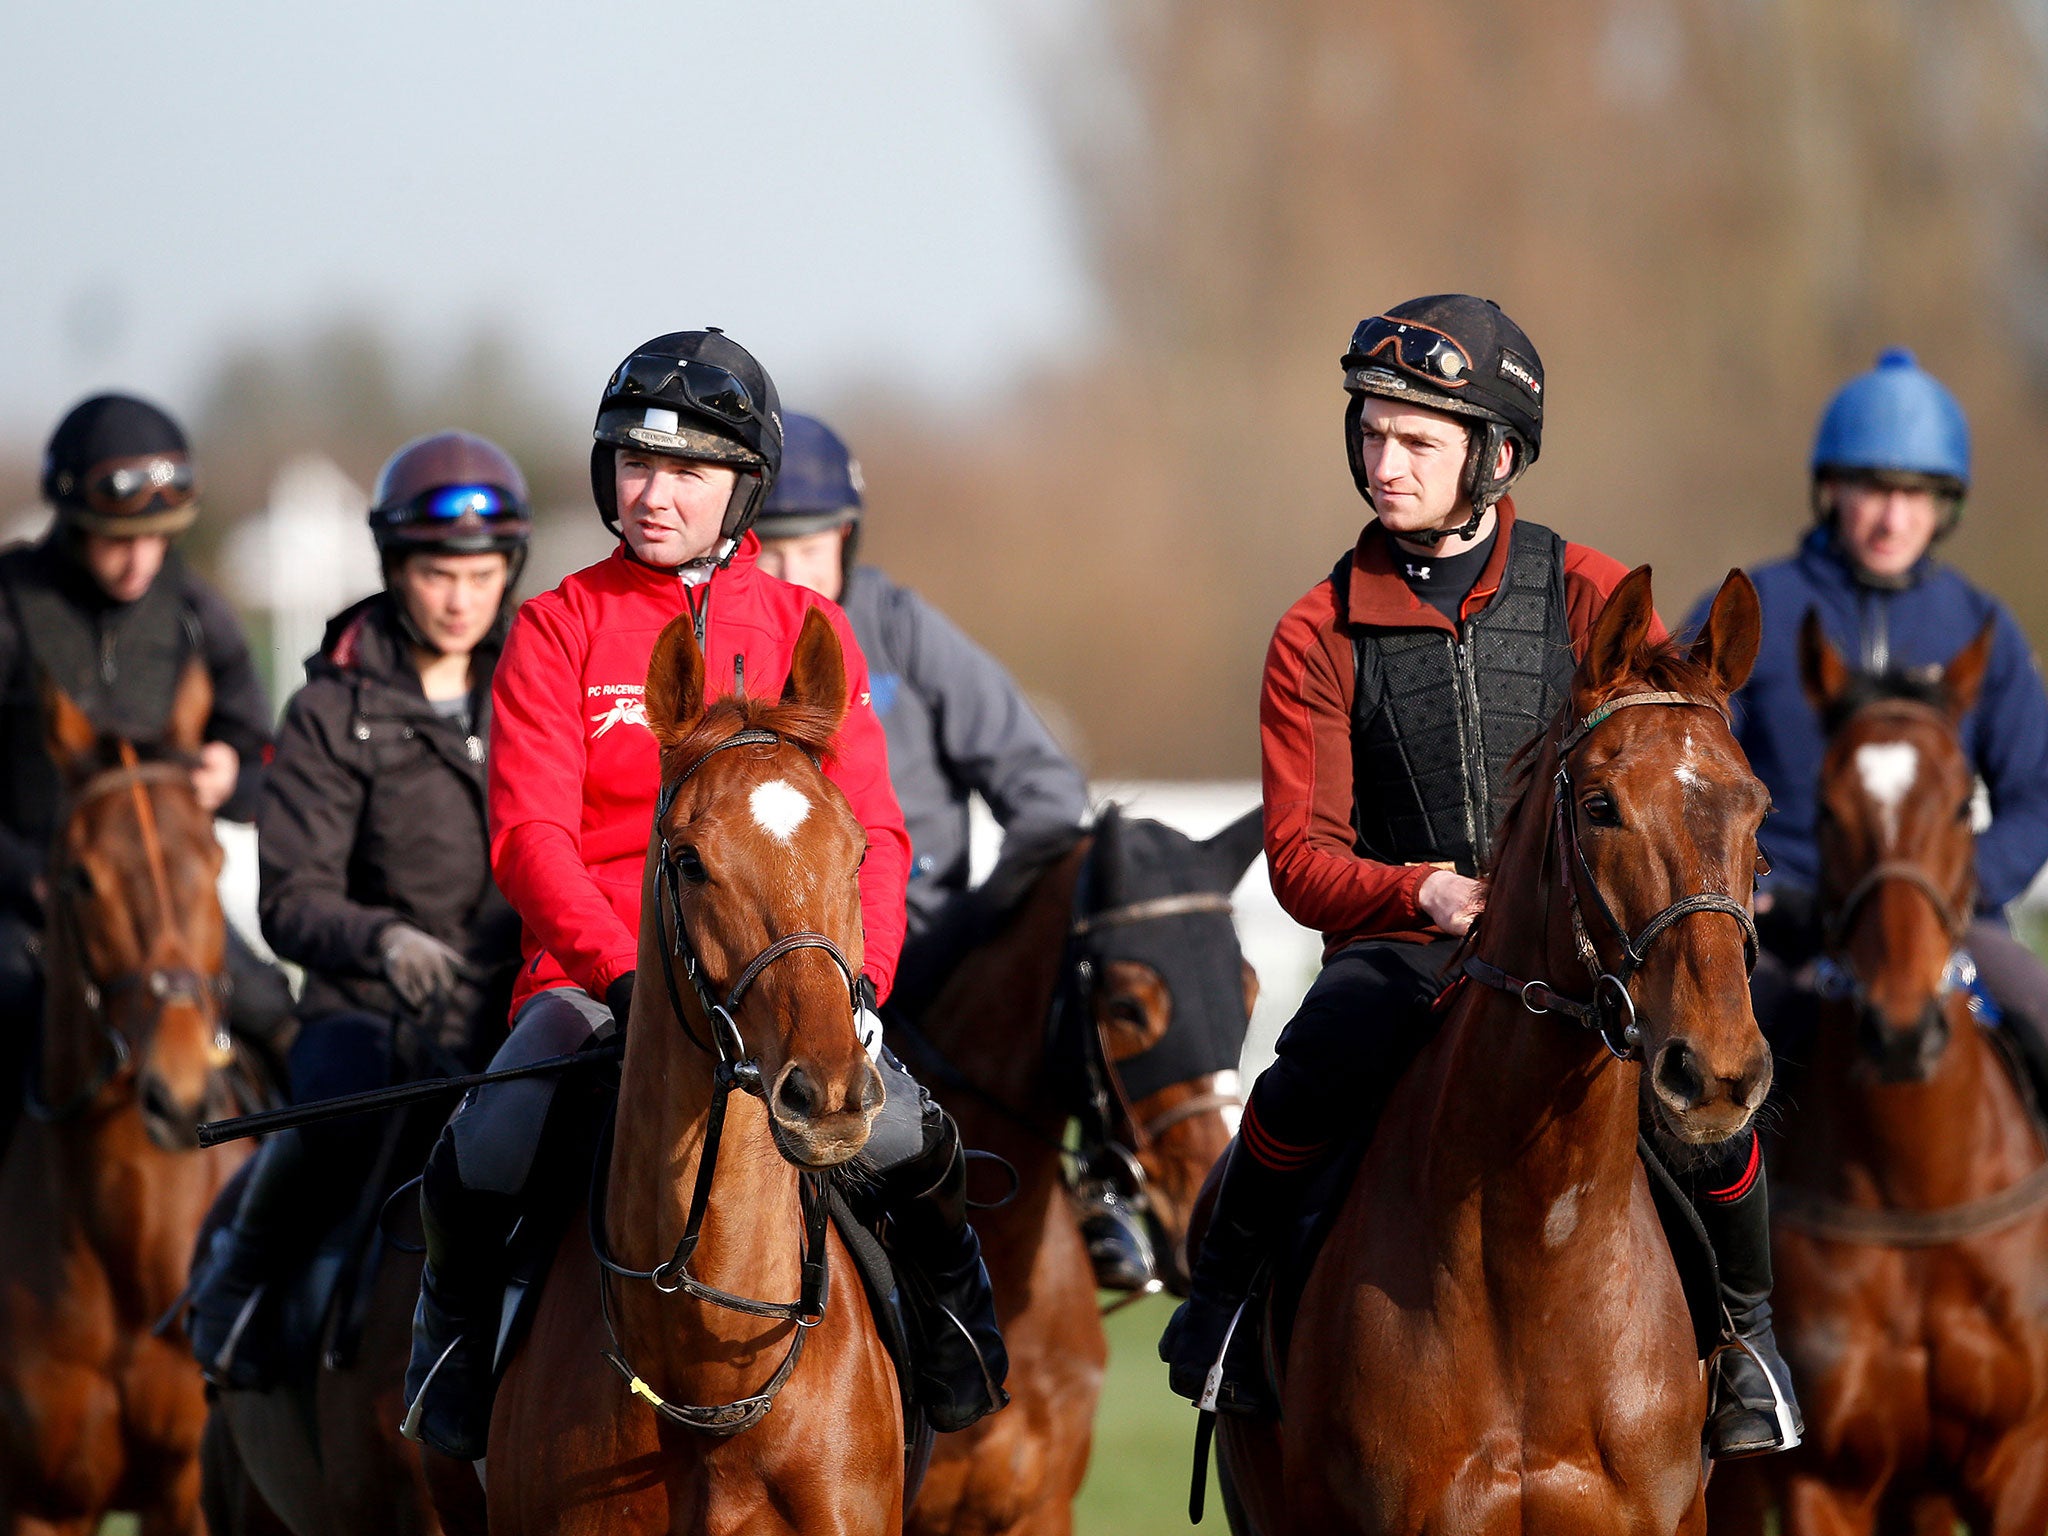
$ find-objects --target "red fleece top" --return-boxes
[489,535,911,1015]
[1259,500,1659,957]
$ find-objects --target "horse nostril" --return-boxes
[858,1061,884,1119]
[775,1064,824,1123]
[139,1072,179,1126]
[1654,1040,1707,1109]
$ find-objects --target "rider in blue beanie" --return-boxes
[1685,349,2048,1084]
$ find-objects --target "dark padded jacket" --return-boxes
[257,593,518,1037]
[0,536,271,920]
[839,564,1089,937]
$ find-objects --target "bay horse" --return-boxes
[1219,567,1773,1536]
[902,803,1264,1536]
[469,605,902,1535]
[1709,613,2048,1535]
[0,662,253,1534]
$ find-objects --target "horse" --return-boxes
[1218,566,1774,1536]
[464,605,904,1535]
[900,802,1264,1536]
[1708,613,2048,1536]
[0,662,255,1534]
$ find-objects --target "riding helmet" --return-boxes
[41,393,201,538]
[369,430,532,562]
[590,330,784,565]
[1811,347,1970,496]
[1340,295,1545,541]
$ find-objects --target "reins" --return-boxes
[590,724,855,1436]
[1464,690,1759,1062]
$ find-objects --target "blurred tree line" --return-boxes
[12,0,2048,779]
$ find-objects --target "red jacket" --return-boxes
[1260,500,1657,958]
[489,535,912,1016]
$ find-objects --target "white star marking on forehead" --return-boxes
[1854,741,1919,846]
[749,779,812,843]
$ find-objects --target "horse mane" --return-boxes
[663,692,845,772]
[1820,667,1947,735]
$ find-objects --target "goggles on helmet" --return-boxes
[78,455,196,518]
[374,481,528,537]
[1345,315,1473,389]
[604,355,755,428]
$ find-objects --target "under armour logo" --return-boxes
[1405,562,1432,580]
[590,699,649,738]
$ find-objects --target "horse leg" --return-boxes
[1971,1417,2048,1536]
[1781,1473,1881,1536]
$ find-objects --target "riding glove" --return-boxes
[605,971,636,1035]
[379,923,467,1011]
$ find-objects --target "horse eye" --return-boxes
[1581,791,1621,827]
[1958,796,1974,823]
[1755,849,1772,877]
[674,846,708,885]
[1108,997,1146,1027]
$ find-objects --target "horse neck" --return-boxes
[917,844,1086,1183]
[607,981,806,1365]
[1806,993,2044,1207]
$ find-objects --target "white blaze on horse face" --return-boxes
[749,779,812,842]
[1674,731,1703,792]
[1854,741,1920,846]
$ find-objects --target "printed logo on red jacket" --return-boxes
[588,683,648,738]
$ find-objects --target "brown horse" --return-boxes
[1219,567,1773,1536]
[0,663,254,1534]
[903,805,1263,1536]
[1709,614,2048,1536]
[468,606,902,1534]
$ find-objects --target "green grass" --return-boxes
[1075,1293,1221,1536]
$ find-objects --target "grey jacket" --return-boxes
[840,565,1088,935]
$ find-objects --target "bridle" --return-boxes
[589,726,859,1435]
[27,743,232,1124]
[1465,691,1760,1062]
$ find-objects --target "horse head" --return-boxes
[40,659,232,1151]
[1519,566,1773,1151]
[644,606,883,1169]
[1800,610,1991,1084]
[1079,803,1262,1293]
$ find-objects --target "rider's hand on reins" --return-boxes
[1419,869,1488,937]
[379,923,468,1011]
[605,971,636,1036]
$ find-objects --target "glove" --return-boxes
[605,971,636,1036]
[378,923,467,1012]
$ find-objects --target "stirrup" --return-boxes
[400,1334,467,1445]
[200,1284,269,1388]
[1707,1332,1802,1458]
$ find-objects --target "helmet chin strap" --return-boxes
[1395,505,1489,548]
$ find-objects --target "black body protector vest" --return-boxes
[1340,519,1576,877]
[0,552,201,850]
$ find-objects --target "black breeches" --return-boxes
[287,1008,398,1170]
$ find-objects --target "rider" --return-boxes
[400,332,1008,1460]
[0,393,290,1153]
[749,415,1149,1287]
[1690,349,2048,1078]
[1160,294,1803,1458]
[185,431,532,1388]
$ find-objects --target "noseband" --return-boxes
[1466,691,1760,1061]
[592,725,861,1436]
[28,744,232,1123]
[1813,845,1977,1017]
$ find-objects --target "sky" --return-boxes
[0,0,1098,439]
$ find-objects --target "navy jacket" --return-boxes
[838,565,1089,937]
[1685,527,2048,910]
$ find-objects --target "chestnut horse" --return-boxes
[1220,567,1773,1536]
[904,805,1263,1536]
[1709,615,2048,1535]
[467,606,902,1534]
[0,664,253,1534]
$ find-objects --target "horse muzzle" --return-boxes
[1858,997,1951,1085]
[1648,1035,1773,1144]
[766,1057,884,1169]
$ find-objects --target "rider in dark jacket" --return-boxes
[186,431,530,1388]
[1685,349,2048,1077]
[752,416,1159,1284]
[0,394,287,1155]
[1160,296,1802,1460]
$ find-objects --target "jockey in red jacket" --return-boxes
[400,331,1008,1461]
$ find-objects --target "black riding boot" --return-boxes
[1074,1179,1156,1292]
[187,1127,324,1389]
[1159,1141,1312,1415]
[881,1109,1010,1433]
[1692,1147,1803,1458]
[400,1145,518,1461]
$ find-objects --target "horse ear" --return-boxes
[781,606,848,730]
[1687,569,1761,696]
[163,657,213,755]
[1203,805,1265,888]
[1574,565,1658,707]
[1090,802,1124,908]
[41,677,98,781]
[1798,608,1850,717]
[1941,617,1997,721]
[645,614,707,749]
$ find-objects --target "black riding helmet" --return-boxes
[590,329,784,570]
[1341,295,1545,546]
[42,392,201,539]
